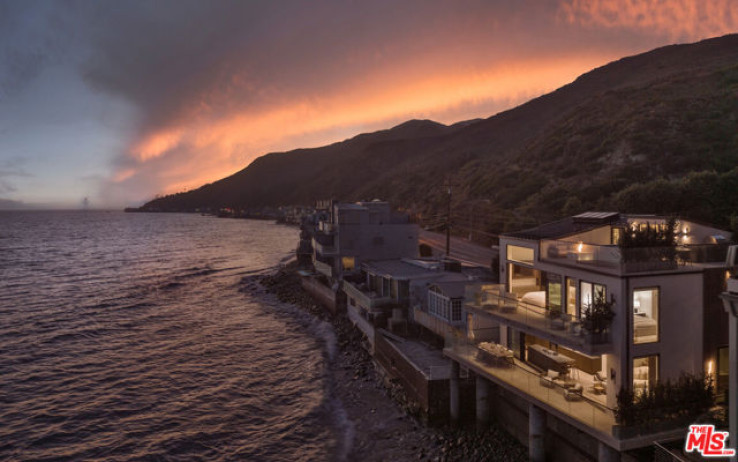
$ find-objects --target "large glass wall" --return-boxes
[507,263,542,298]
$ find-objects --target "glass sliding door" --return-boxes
[566,278,577,318]
[545,273,562,315]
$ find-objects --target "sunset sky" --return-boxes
[1,0,737,209]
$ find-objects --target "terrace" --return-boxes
[313,240,337,256]
[540,240,728,275]
[343,280,394,311]
[444,335,616,438]
[466,285,611,356]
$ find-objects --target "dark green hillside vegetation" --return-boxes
[140,34,738,233]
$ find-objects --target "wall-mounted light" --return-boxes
[707,360,714,377]
[577,242,583,253]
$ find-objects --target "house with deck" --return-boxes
[445,212,731,460]
[312,200,418,282]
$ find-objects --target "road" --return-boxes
[419,229,497,268]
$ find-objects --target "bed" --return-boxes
[520,291,547,315]
[633,313,657,338]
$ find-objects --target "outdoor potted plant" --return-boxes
[581,294,615,342]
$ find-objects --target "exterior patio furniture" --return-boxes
[565,383,584,401]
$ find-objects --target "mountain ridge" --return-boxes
[139,34,738,232]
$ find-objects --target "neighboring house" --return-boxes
[342,257,497,340]
[312,200,419,281]
[445,211,731,458]
[720,248,738,461]
[343,258,467,329]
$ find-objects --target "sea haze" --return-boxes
[0,211,340,461]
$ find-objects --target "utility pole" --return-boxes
[446,183,451,257]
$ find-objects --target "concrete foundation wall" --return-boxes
[474,379,604,461]
[301,276,337,314]
[374,332,449,424]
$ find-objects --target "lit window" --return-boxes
[342,256,355,272]
[633,356,658,394]
[633,288,659,344]
[580,281,606,310]
[507,245,534,264]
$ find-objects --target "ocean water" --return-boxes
[0,211,345,461]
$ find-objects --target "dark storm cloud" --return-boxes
[2,0,736,206]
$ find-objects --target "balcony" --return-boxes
[413,307,464,339]
[314,240,337,257]
[444,336,616,438]
[313,232,335,246]
[466,286,611,355]
[343,281,393,311]
[540,240,728,274]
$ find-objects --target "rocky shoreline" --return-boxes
[256,263,527,462]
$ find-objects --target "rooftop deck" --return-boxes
[540,240,728,275]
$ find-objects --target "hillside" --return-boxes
[139,34,738,233]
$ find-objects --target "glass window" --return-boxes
[341,256,355,272]
[633,288,659,344]
[451,300,462,321]
[612,227,622,245]
[508,263,542,297]
[581,281,606,311]
[633,356,658,395]
[566,278,577,317]
[507,245,534,265]
[545,273,562,314]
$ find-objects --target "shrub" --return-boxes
[615,373,714,426]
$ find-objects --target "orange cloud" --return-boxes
[131,127,185,161]
[559,0,738,40]
[119,53,615,198]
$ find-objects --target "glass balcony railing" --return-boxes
[465,287,611,354]
[540,240,728,274]
[444,335,616,436]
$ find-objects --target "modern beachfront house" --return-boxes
[720,248,738,461]
[312,200,418,283]
[445,212,732,460]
